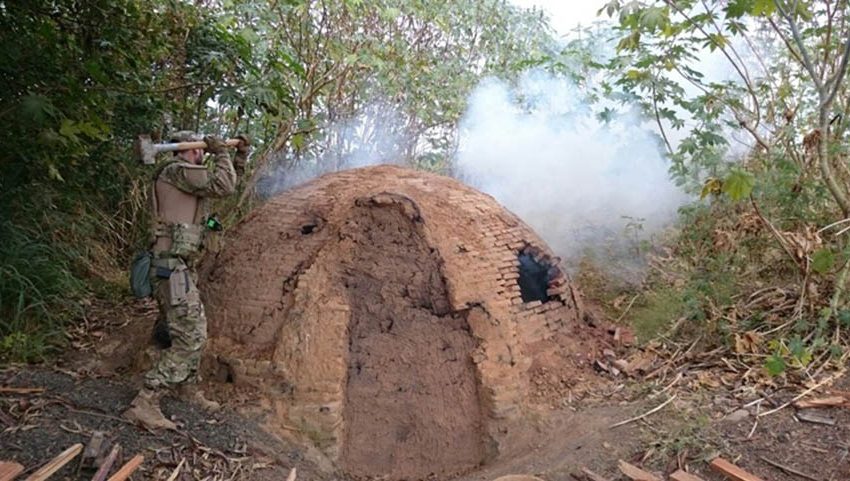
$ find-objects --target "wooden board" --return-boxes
[105,455,143,481]
[0,462,25,481]
[670,469,707,481]
[24,444,83,481]
[617,460,662,481]
[709,457,765,481]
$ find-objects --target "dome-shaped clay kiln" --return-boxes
[201,165,583,480]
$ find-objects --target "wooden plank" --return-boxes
[579,467,612,481]
[105,455,143,481]
[794,395,848,409]
[709,457,766,481]
[91,445,120,481]
[0,462,25,481]
[670,469,707,481]
[0,387,44,395]
[617,460,662,481]
[24,444,83,481]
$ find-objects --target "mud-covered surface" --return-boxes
[339,205,485,479]
[198,165,596,478]
[0,367,321,480]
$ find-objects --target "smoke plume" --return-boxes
[256,100,405,197]
[455,70,689,279]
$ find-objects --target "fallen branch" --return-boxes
[794,395,849,409]
[286,467,297,481]
[759,456,819,481]
[610,395,677,429]
[0,387,44,395]
[618,460,662,481]
[164,458,185,481]
[91,445,121,481]
[0,462,24,481]
[795,409,836,425]
[759,371,844,417]
[615,294,640,323]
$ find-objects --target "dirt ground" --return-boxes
[7,353,848,481]
[0,366,315,480]
[0,293,847,481]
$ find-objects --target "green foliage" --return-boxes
[722,169,755,201]
[0,1,264,363]
[231,0,556,178]
[0,221,82,362]
[629,288,686,342]
[764,353,786,376]
[811,248,835,274]
[588,0,850,372]
[0,0,560,363]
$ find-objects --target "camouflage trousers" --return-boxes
[144,257,207,390]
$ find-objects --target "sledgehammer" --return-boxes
[135,134,243,165]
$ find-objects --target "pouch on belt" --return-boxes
[168,265,191,306]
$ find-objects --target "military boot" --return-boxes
[124,388,177,431]
[177,384,221,412]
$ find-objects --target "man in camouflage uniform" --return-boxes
[124,131,249,430]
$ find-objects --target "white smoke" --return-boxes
[455,70,690,277]
[256,100,404,196]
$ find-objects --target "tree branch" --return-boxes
[651,80,674,156]
[665,0,762,125]
[767,17,804,65]
[823,36,850,110]
[774,0,824,91]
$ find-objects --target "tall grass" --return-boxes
[0,220,84,362]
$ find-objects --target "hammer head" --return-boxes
[134,135,156,165]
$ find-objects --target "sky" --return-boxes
[511,0,612,35]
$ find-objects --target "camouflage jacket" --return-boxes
[157,150,248,198]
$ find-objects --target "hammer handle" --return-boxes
[156,138,242,153]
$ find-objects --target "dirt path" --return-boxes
[0,367,320,480]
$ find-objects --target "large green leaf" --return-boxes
[811,248,835,274]
[764,354,786,376]
[722,169,755,201]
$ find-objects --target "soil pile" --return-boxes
[200,165,594,480]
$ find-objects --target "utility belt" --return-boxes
[151,257,183,278]
[153,222,205,261]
